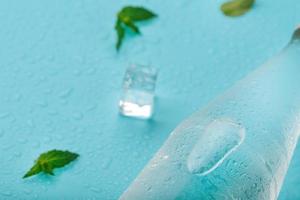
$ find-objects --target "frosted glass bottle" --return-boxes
[119,28,300,200]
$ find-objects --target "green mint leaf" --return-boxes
[221,0,255,17]
[122,18,140,34]
[115,6,157,50]
[115,19,125,50]
[119,6,157,22]
[23,150,79,179]
[291,27,300,42]
[41,162,54,175]
[23,163,42,178]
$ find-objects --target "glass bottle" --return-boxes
[119,27,300,200]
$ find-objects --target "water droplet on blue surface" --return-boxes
[86,104,97,112]
[44,88,53,95]
[187,118,245,176]
[14,152,22,158]
[55,134,64,140]
[86,67,96,75]
[73,112,83,120]
[102,158,112,169]
[43,136,52,143]
[35,100,48,107]
[23,189,32,195]
[90,187,101,193]
[0,191,12,197]
[0,113,9,119]
[48,110,58,116]
[0,129,4,138]
[32,141,41,149]
[27,119,35,128]
[59,88,73,98]
[73,69,82,76]
[12,93,22,102]
[2,144,13,151]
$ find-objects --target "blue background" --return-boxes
[0,0,299,199]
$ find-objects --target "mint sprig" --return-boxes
[115,6,157,50]
[23,150,79,178]
[221,0,255,17]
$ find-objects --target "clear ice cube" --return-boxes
[119,64,158,119]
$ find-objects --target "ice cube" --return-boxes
[119,64,158,119]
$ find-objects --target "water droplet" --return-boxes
[44,88,53,95]
[48,110,58,116]
[86,67,96,75]
[101,158,112,169]
[0,129,4,138]
[146,186,152,192]
[9,116,16,123]
[73,69,82,76]
[0,113,9,119]
[83,183,91,189]
[14,152,22,158]
[35,100,48,107]
[73,112,83,120]
[75,127,86,134]
[43,136,52,143]
[12,93,22,102]
[60,99,68,105]
[2,144,13,151]
[90,187,101,193]
[55,134,64,140]
[0,191,12,197]
[59,88,73,98]
[23,189,32,195]
[132,151,139,158]
[27,119,35,128]
[32,141,40,149]
[86,104,97,112]
[187,118,245,176]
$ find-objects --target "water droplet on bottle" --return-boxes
[187,118,245,176]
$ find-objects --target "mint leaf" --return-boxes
[221,0,255,17]
[291,26,300,42]
[23,150,79,179]
[115,19,125,50]
[122,18,140,34]
[119,6,157,21]
[115,6,157,50]
[23,163,42,178]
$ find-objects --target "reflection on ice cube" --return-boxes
[119,64,158,119]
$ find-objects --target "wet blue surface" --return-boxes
[0,0,299,199]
